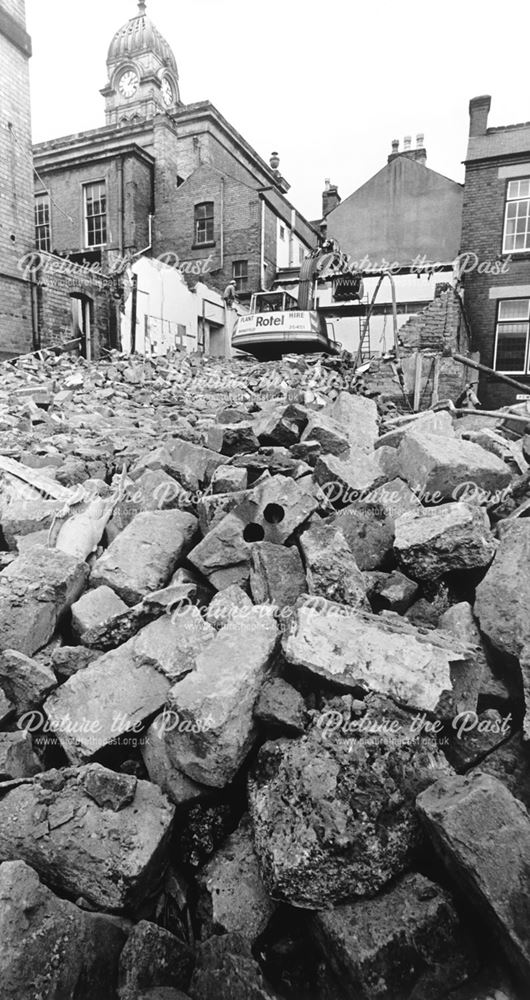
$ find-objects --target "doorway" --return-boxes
[71,294,93,360]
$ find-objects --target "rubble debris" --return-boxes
[0,860,127,1000]
[91,510,198,605]
[0,764,175,910]
[196,815,276,945]
[164,608,278,786]
[394,501,497,580]
[248,696,451,908]
[0,546,88,655]
[0,348,526,998]
[282,596,471,713]
[311,872,477,999]
[417,771,530,983]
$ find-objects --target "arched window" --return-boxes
[194,202,214,245]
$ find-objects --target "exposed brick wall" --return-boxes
[461,157,530,407]
[35,154,152,258]
[0,0,33,355]
[398,287,468,353]
[34,253,115,357]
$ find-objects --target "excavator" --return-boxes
[231,239,364,360]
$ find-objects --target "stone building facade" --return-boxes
[461,95,530,406]
[0,0,34,356]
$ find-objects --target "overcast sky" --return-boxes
[26,0,530,220]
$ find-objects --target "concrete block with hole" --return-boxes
[188,475,319,591]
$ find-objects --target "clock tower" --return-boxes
[101,1,181,126]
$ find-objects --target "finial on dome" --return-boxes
[138,1,147,13]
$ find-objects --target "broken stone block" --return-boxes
[299,521,369,609]
[396,432,511,502]
[165,608,279,787]
[417,771,530,984]
[197,490,249,535]
[206,423,260,456]
[0,649,57,715]
[394,502,496,581]
[44,610,214,762]
[254,676,306,735]
[443,709,512,772]
[475,733,530,810]
[91,510,198,605]
[0,688,14,724]
[330,477,421,570]
[249,542,307,608]
[189,933,277,1000]
[364,569,418,614]
[231,446,311,482]
[322,392,379,453]
[131,440,227,492]
[0,860,127,1000]
[118,920,194,1000]
[475,520,530,659]
[252,401,308,447]
[71,585,128,638]
[0,764,175,911]
[0,732,41,779]
[205,585,253,629]
[311,872,477,1000]
[108,470,191,542]
[0,497,67,551]
[314,450,385,508]
[300,413,350,457]
[196,815,276,945]
[175,801,241,869]
[439,602,486,717]
[376,409,455,450]
[0,546,88,655]
[142,717,213,807]
[282,596,470,713]
[188,476,318,591]
[248,697,451,908]
[210,465,248,494]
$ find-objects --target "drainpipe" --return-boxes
[260,196,266,289]
[130,272,138,353]
[220,178,225,270]
[290,208,295,266]
[132,214,153,259]
[117,157,125,257]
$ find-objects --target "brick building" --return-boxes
[461,95,530,406]
[31,0,316,355]
[0,0,34,356]
[313,138,464,355]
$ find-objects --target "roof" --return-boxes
[466,121,530,163]
[107,5,178,77]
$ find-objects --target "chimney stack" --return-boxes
[469,95,491,137]
[322,180,341,217]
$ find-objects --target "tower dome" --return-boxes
[107,1,178,78]
[103,1,181,125]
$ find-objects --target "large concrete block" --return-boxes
[249,541,307,608]
[396,432,511,502]
[282,595,471,713]
[91,510,198,605]
[0,546,88,655]
[475,520,530,659]
[394,502,497,581]
[330,478,421,570]
[299,520,368,609]
[322,392,379,453]
[0,765,175,911]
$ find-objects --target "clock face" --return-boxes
[161,77,174,107]
[119,70,139,99]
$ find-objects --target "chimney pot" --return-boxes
[469,95,491,137]
[391,139,399,153]
[404,136,411,151]
[416,133,424,148]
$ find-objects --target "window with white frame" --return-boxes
[494,298,530,372]
[84,181,107,248]
[232,259,248,292]
[194,202,214,245]
[503,179,530,253]
[34,193,51,251]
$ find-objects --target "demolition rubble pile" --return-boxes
[1,348,530,999]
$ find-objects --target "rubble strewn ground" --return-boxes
[1,346,530,999]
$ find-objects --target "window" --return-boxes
[232,259,248,292]
[494,298,530,373]
[279,224,286,241]
[503,179,530,253]
[35,193,51,251]
[84,181,107,248]
[194,202,214,245]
